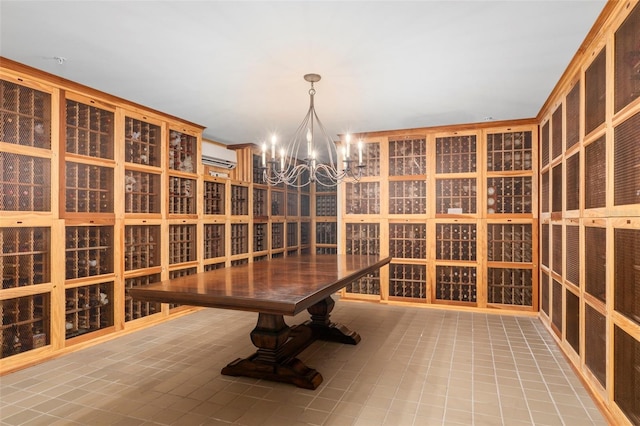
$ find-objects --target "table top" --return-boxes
[128,254,391,316]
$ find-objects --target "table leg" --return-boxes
[305,296,361,345]
[221,312,323,389]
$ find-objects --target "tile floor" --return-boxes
[1,299,607,425]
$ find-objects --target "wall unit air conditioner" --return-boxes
[201,141,237,169]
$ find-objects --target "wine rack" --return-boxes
[287,191,298,216]
[345,182,380,215]
[436,135,477,173]
[124,170,161,214]
[168,224,196,264]
[585,226,606,303]
[204,181,225,215]
[65,162,114,213]
[565,153,580,211]
[566,82,580,149]
[614,325,640,422]
[614,2,640,112]
[169,267,197,279]
[487,176,533,214]
[345,223,380,256]
[0,79,51,149]
[65,226,113,279]
[231,185,248,215]
[552,224,562,276]
[585,304,606,386]
[204,224,225,259]
[551,164,563,213]
[345,271,380,295]
[566,290,580,354]
[271,223,284,249]
[436,223,476,261]
[614,111,640,206]
[286,222,298,247]
[169,176,196,215]
[487,223,532,262]
[316,194,337,216]
[65,281,113,339]
[316,222,337,245]
[584,136,606,209]
[552,277,562,335]
[614,228,640,325]
[435,265,477,303]
[204,262,225,272]
[1,294,49,358]
[252,154,266,184]
[389,263,426,299]
[300,194,310,217]
[436,178,477,214]
[300,222,310,245]
[486,131,533,171]
[541,171,549,213]
[253,187,267,219]
[541,271,550,316]
[487,268,532,306]
[124,273,161,322]
[541,121,550,168]
[1,227,50,289]
[231,259,249,266]
[271,191,284,216]
[552,106,563,161]
[585,48,606,136]
[316,247,337,255]
[359,142,381,177]
[65,99,114,159]
[231,223,248,255]
[168,130,196,173]
[388,136,426,176]
[124,116,161,167]
[389,223,426,259]
[124,225,160,271]
[0,153,51,212]
[389,180,427,215]
[253,223,267,252]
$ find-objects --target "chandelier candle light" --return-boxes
[260,73,364,187]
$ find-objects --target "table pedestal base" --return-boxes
[221,296,359,389]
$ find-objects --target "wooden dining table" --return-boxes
[128,254,391,389]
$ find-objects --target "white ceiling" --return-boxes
[1,1,606,146]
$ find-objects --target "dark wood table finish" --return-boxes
[129,254,391,389]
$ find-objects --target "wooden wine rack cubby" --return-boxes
[168,224,196,264]
[124,117,161,167]
[389,180,426,215]
[65,281,113,339]
[253,187,267,219]
[1,294,49,358]
[287,191,298,216]
[253,223,267,252]
[316,222,337,245]
[389,263,426,300]
[124,225,160,271]
[65,99,114,159]
[436,135,477,174]
[230,184,248,216]
[435,265,477,303]
[286,222,297,247]
[124,170,161,214]
[389,223,426,259]
[0,79,51,149]
[0,153,50,211]
[388,136,426,176]
[436,178,477,215]
[271,190,284,216]
[204,180,225,215]
[345,182,380,215]
[65,226,113,279]
[486,131,533,172]
[168,131,196,173]
[169,176,196,215]
[1,227,50,289]
[204,223,225,259]
[271,222,284,250]
[230,223,248,255]
[124,274,161,322]
[65,162,114,214]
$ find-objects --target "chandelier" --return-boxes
[260,73,364,187]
